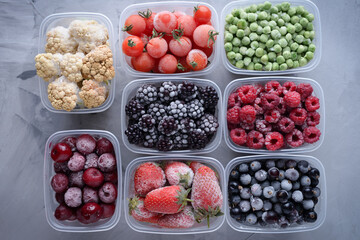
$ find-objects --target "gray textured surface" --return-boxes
[0,0,359,239]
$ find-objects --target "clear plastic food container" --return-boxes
[43,130,122,232]
[38,12,116,114]
[225,154,327,233]
[220,0,322,75]
[121,77,222,154]
[119,1,220,77]
[223,76,325,154]
[124,155,225,234]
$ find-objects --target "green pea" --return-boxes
[235,60,244,69]
[227,51,236,60]
[293,60,299,68]
[305,51,314,60]
[242,36,250,46]
[268,52,276,62]
[297,45,306,54]
[254,63,262,70]
[291,52,298,60]
[224,42,233,52]
[285,33,292,42]
[240,47,247,55]
[269,20,277,29]
[274,44,282,53]
[253,57,260,64]
[277,55,285,64]
[286,24,295,34]
[308,44,316,52]
[249,4,257,13]
[244,57,252,66]
[245,7,251,13]
[283,50,291,59]
[288,7,296,16]
[244,27,251,36]
[259,11,268,20]
[255,48,264,57]
[280,63,288,70]
[235,30,243,38]
[300,18,309,27]
[266,39,274,48]
[249,32,259,41]
[259,34,268,43]
[257,26,263,35]
[291,15,300,24]
[261,54,269,64]
[240,10,248,19]
[226,14,234,23]
[250,41,259,49]
[270,6,278,14]
[279,38,288,48]
[306,23,314,31]
[259,42,266,49]
[247,13,257,22]
[306,13,315,22]
[231,9,240,17]
[232,17,240,25]
[279,26,287,35]
[299,57,308,66]
[290,42,299,51]
[234,52,242,60]
[272,62,279,70]
[225,32,234,42]
[303,38,311,46]
[247,62,255,70]
[281,2,290,11]
[303,31,310,39]
[271,14,279,22]
[309,31,315,39]
[283,46,290,52]
[295,35,304,43]
[233,46,240,53]
[296,6,305,15]
[229,25,238,34]
[263,26,271,34]
[264,62,272,71]
[260,20,269,27]
[282,13,290,22]
[230,59,236,65]
[264,1,272,10]
[295,23,303,32]
[286,59,294,68]
[232,37,241,47]
[250,22,258,32]
[271,29,281,39]
[237,19,247,29]
[246,48,255,57]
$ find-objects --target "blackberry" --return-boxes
[158,81,178,103]
[178,81,198,102]
[157,135,174,151]
[187,99,205,119]
[167,100,188,120]
[178,118,197,134]
[147,102,167,122]
[125,98,145,120]
[172,133,190,150]
[138,114,156,132]
[136,84,158,104]
[143,131,158,148]
[158,116,178,136]
[198,86,219,110]
[125,124,144,144]
[197,114,219,135]
[189,128,208,149]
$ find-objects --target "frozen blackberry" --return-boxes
[125,124,144,144]
[158,116,178,136]
[197,114,219,135]
[147,102,167,122]
[143,131,158,148]
[158,81,178,103]
[178,118,197,134]
[178,81,198,102]
[167,100,188,119]
[189,129,208,149]
[125,98,145,120]
[138,114,156,132]
[157,135,174,151]
[172,133,190,150]
[136,84,158,104]
[187,99,205,119]
[198,86,219,109]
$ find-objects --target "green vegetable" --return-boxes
[232,37,241,47]
[225,32,234,42]
[227,51,236,60]
[235,60,244,68]
[224,42,233,52]
[229,25,238,34]
[226,14,234,23]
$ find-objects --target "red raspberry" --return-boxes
[256,120,272,134]
[265,81,283,96]
[284,91,301,108]
[230,128,247,146]
[286,129,304,148]
[303,126,321,143]
[254,83,265,95]
[296,83,313,101]
[278,117,295,133]
[305,96,320,112]
[247,130,265,149]
[240,121,255,131]
[283,81,297,95]
[227,106,241,124]
[239,105,256,124]
[228,92,242,109]
[237,85,257,104]
[228,122,239,130]
[265,132,284,151]
[261,93,280,110]
[276,97,286,114]
[254,97,264,115]
[289,108,307,125]
[264,109,281,123]
[307,111,320,126]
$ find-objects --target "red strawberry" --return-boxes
[157,206,195,228]
[134,162,166,196]
[128,196,161,223]
[191,166,223,227]
[165,161,194,188]
[188,162,205,174]
[144,185,192,214]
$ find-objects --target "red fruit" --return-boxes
[131,52,156,72]
[284,91,301,108]
[138,9,156,35]
[100,203,116,219]
[303,126,321,143]
[129,197,161,223]
[239,105,256,124]
[83,168,104,188]
[240,121,255,131]
[254,97,264,115]
[98,182,117,204]
[230,128,247,146]
[278,117,295,133]
[237,85,257,104]
[67,152,85,172]
[186,49,208,71]
[153,11,177,34]
[164,161,194,188]
[177,15,197,37]
[76,134,96,155]
[193,24,217,48]
[283,81,297,94]
[122,36,145,57]
[84,153,98,169]
[51,142,72,163]
[158,54,178,73]
[55,193,65,204]
[286,129,304,147]
[77,202,103,224]
[69,171,84,188]
[276,97,286,114]
[193,5,212,25]
[134,162,166,196]
[255,120,272,134]
[193,43,213,57]
[261,93,280,110]
[227,122,239,130]
[123,15,146,36]
[144,185,191,214]
[98,153,116,173]
[305,96,320,112]
[83,187,99,203]
[158,205,195,228]
[169,36,192,57]
[54,161,70,173]
[254,83,265,95]
[61,137,77,151]
[54,204,73,221]
[147,37,168,59]
[265,81,283,95]
[64,187,82,208]
[96,137,114,155]
[307,111,320,126]
[51,173,69,193]
[228,92,241,109]
[264,109,281,123]
[247,130,265,149]
[227,106,241,124]
[176,57,191,73]
[296,83,313,101]
[188,162,205,174]
[289,108,308,125]
[265,132,284,151]
[104,171,118,184]
[173,11,186,18]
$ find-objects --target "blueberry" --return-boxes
[260,180,270,188]
[270,195,279,203]
[271,181,281,191]
[255,169,267,181]
[240,174,251,185]
[281,202,295,215]
[286,209,299,223]
[250,161,262,171]
[276,190,289,203]
[240,187,251,199]
[235,213,247,223]
[230,194,241,206]
[263,186,275,198]
[278,216,290,228]
[304,211,317,223]
[273,203,283,215]
[303,199,314,210]
[262,211,279,224]
[302,186,314,198]
[250,177,258,185]
[308,168,320,180]
[240,200,251,212]
[258,218,267,226]
[238,163,249,173]
[268,167,280,179]
[300,175,311,186]
[250,196,264,211]
[263,200,273,211]
[228,181,240,195]
[294,203,304,215]
[297,160,310,173]
[255,210,263,218]
[310,177,319,187]
[251,183,262,197]
[230,207,241,218]
[285,168,300,181]
[265,160,276,169]
[276,159,286,169]
[281,179,293,191]
[246,213,258,225]
[313,197,319,205]
[292,190,304,202]
[296,215,305,224]
[292,181,301,190]
[278,170,285,181]
[286,159,297,168]
[230,169,240,179]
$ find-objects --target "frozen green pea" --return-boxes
[261,54,269,64]
[287,24,296,34]
[269,20,277,29]
[259,11,268,20]
[249,4,257,13]
[233,46,240,53]
[280,63,288,70]
[281,2,290,11]
[288,7,296,16]
[242,36,251,46]
[250,41,259,49]
[263,26,271,34]
[232,9,240,17]
[303,38,311,46]
[250,22,258,31]
[240,47,247,55]
[268,52,276,61]
[271,14,279,22]
[247,62,255,70]
[226,14,234,23]
[291,42,299,51]
[227,51,236,60]
[255,48,264,57]
[283,50,291,59]
[249,32,259,41]
[259,43,266,49]
[260,20,269,27]
[224,42,233,52]
[260,34,269,43]
[236,29,245,38]
[288,39,294,45]
[305,51,314,60]
[254,63,262,70]
[234,52,242,60]
[283,46,290,52]
[295,23,303,32]
[293,60,299,68]
[271,29,281,39]
[296,6,306,16]
[225,24,230,30]
[272,62,279,70]
[230,59,236,65]
[295,34,304,43]
[264,62,272,71]
[237,19,247,29]
[306,23,314,31]
[291,52,298,60]
[235,60,244,68]
[266,39,275,48]
[277,55,285,64]
[308,43,316,52]
[297,45,306,54]
[303,45,308,52]
[240,10,248,19]
[280,26,287,35]
[270,6,278,14]
[246,48,255,57]
[245,7,251,13]
[232,37,241,46]
[299,57,308,66]
[279,38,288,47]
[299,30,305,36]
[248,13,257,22]
[309,31,315,39]
[282,13,290,22]
[274,44,282,53]
[243,27,251,36]
[264,1,272,10]
[300,18,309,27]
[286,59,294,68]
[257,26,263,35]
[229,25,238,34]
[253,57,260,63]
[306,13,314,22]
[291,16,300,24]
[304,31,311,39]
[232,17,240,25]
[258,3,265,11]
[244,57,251,66]
[285,33,292,42]
[225,32,234,42]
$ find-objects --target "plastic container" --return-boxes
[220,0,322,75]
[124,155,225,234]
[119,1,220,77]
[43,130,122,232]
[121,77,222,154]
[225,154,327,233]
[38,12,116,114]
[223,76,325,154]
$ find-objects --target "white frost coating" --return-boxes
[45,26,78,54]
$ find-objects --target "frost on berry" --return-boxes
[256,120,272,134]
[261,93,280,110]
[247,130,265,149]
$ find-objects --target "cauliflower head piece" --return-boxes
[48,76,79,111]
[60,52,84,83]
[45,26,78,54]
[35,53,62,81]
[79,79,108,109]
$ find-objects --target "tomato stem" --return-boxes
[194,5,199,12]
[138,9,152,19]
[189,61,198,69]
[207,30,219,48]
[177,62,185,71]
[172,25,184,44]
[128,39,136,47]
[122,24,133,32]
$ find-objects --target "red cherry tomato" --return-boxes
[193,24,218,48]
[193,43,213,57]
[186,49,208,71]
[173,11,186,19]
[169,36,192,57]
[193,5,211,25]
[122,36,144,57]
[158,54,178,73]
[146,37,168,58]
[138,9,156,36]
[123,15,146,36]
[176,57,191,73]
[177,15,197,37]
[131,52,156,72]
[153,11,177,34]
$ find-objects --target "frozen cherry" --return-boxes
[55,193,65,204]
[83,168,104,188]
[68,211,77,221]
[64,187,82,208]
[77,202,103,224]
[61,137,77,151]
[54,161,70,173]
[84,153,98,169]
[51,173,69,193]
[98,182,117,204]
[67,152,86,172]
[96,137,114,155]
[83,187,99,203]
[51,143,73,162]
[76,134,96,155]
[98,153,116,173]
[68,171,84,188]
[54,204,73,221]
[104,171,118,184]
[100,203,116,219]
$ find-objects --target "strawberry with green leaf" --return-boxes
[165,161,194,188]
[128,196,161,223]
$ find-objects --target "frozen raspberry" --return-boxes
[230,128,247,145]
[303,126,321,143]
[237,85,257,104]
[239,105,256,124]
[227,122,239,130]
[228,92,242,109]
[54,161,70,174]
[240,121,255,131]
[55,193,65,204]
[289,108,308,125]
[64,187,82,208]
[265,81,283,96]
[67,152,85,172]
[96,137,114,155]
[296,83,313,101]
[254,83,265,95]
[98,153,116,173]
[283,81,297,94]
[254,97,264,115]
[54,204,73,221]
[69,171,84,188]
[76,134,96,155]
[61,137,77,151]
[261,93,280,110]
[276,97,286,114]
[98,182,117,204]
[307,111,320,126]
[227,106,241,124]
[286,129,304,148]
[83,168,104,188]
[247,130,265,149]
[100,203,116,219]
[83,187,99,203]
[265,132,284,151]
[284,91,301,108]
[256,119,272,134]
[51,173,69,193]
[305,96,320,112]
[84,153,98,169]
[278,117,295,133]
[264,109,281,123]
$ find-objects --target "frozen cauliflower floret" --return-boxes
[45,26,78,54]
[79,79,108,109]
[68,20,109,54]
[48,76,79,111]
[35,53,62,81]
[60,52,85,83]
[82,45,115,82]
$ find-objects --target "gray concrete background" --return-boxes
[0,0,359,239]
